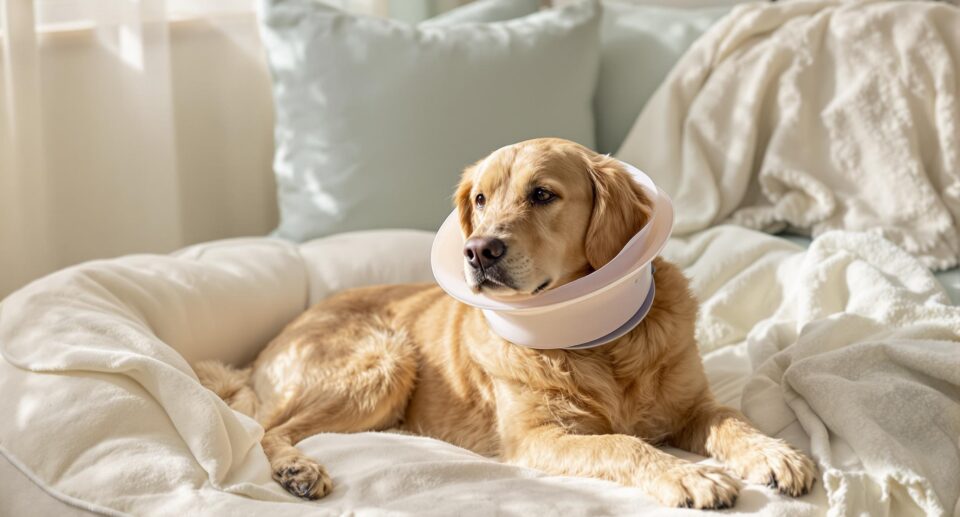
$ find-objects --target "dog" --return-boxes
[195,138,815,509]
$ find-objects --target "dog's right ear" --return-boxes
[454,163,477,238]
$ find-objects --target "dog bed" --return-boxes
[2,228,957,516]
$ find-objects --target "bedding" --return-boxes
[260,0,600,242]
[3,226,959,516]
[618,0,960,270]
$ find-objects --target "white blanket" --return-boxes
[665,227,960,517]
[618,0,960,270]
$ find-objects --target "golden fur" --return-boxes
[195,138,815,509]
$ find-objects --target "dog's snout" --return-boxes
[463,237,507,269]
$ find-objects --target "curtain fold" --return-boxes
[1,0,55,296]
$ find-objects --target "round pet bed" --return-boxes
[0,231,825,516]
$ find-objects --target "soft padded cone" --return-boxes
[431,162,674,349]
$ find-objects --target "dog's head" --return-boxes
[455,138,653,297]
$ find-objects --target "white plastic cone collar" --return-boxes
[431,161,674,349]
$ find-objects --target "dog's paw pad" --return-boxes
[272,457,333,500]
[727,439,816,497]
[652,463,742,509]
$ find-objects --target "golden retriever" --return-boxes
[195,138,815,509]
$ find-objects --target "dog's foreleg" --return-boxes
[670,402,816,496]
[502,425,741,509]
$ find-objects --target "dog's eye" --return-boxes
[475,193,485,209]
[531,187,555,205]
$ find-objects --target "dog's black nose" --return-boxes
[464,237,506,270]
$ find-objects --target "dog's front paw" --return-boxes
[725,439,816,497]
[272,456,333,500]
[650,463,742,509]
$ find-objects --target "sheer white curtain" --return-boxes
[0,0,282,297]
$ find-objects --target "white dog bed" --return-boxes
[3,228,958,516]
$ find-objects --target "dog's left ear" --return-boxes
[454,162,478,238]
[584,155,654,270]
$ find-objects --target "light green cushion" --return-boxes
[595,2,730,154]
[260,0,599,241]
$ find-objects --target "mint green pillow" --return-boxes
[260,0,600,241]
[596,2,730,154]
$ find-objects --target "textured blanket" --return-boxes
[665,227,960,517]
[618,0,960,270]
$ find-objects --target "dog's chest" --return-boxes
[611,367,678,441]
[501,347,685,442]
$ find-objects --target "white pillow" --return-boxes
[260,0,600,241]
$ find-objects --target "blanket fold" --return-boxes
[619,0,960,270]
